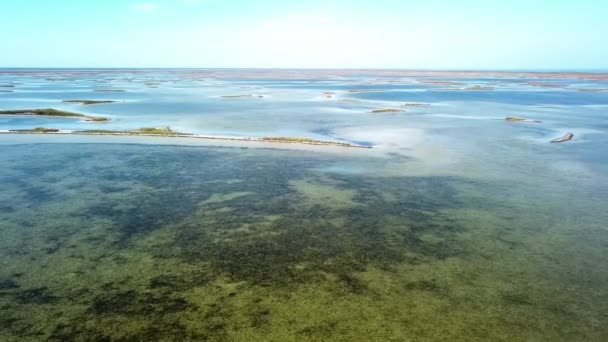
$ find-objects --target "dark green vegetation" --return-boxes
[0,144,606,341]
[63,100,116,105]
[0,108,110,122]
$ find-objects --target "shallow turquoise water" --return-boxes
[0,70,607,341]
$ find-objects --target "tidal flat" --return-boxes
[0,69,607,341]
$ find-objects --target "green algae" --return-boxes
[0,144,606,341]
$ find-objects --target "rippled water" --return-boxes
[0,70,607,341]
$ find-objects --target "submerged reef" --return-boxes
[63,100,116,105]
[0,108,110,122]
[0,144,606,341]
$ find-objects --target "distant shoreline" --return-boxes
[0,68,606,80]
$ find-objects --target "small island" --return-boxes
[3,127,370,148]
[465,86,495,91]
[505,116,542,123]
[551,132,574,143]
[402,102,430,107]
[9,127,60,133]
[370,108,404,113]
[0,108,110,122]
[576,88,608,92]
[75,127,186,136]
[63,100,116,105]
[259,136,366,148]
[348,89,384,93]
[221,94,264,99]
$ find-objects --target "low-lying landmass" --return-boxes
[348,89,384,93]
[576,88,608,92]
[418,80,464,86]
[0,108,110,122]
[551,132,574,143]
[63,100,116,105]
[9,127,60,133]
[466,85,495,90]
[505,116,543,123]
[259,136,366,147]
[370,108,404,113]
[75,127,185,136]
[3,127,370,148]
[402,102,430,107]
[221,94,264,99]
[525,81,564,88]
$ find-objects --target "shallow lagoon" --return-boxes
[0,70,607,341]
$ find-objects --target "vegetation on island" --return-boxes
[402,102,430,107]
[75,127,186,136]
[4,126,369,148]
[63,100,116,105]
[505,116,543,123]
[370,108,403,113]
[0,108,110,122]
[9,127,60,133]
[260,136,368,148]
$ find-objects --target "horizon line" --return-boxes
[1,67,607,74]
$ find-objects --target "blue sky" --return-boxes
[1,0,606,69]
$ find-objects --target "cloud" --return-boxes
[130,3,159,13]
